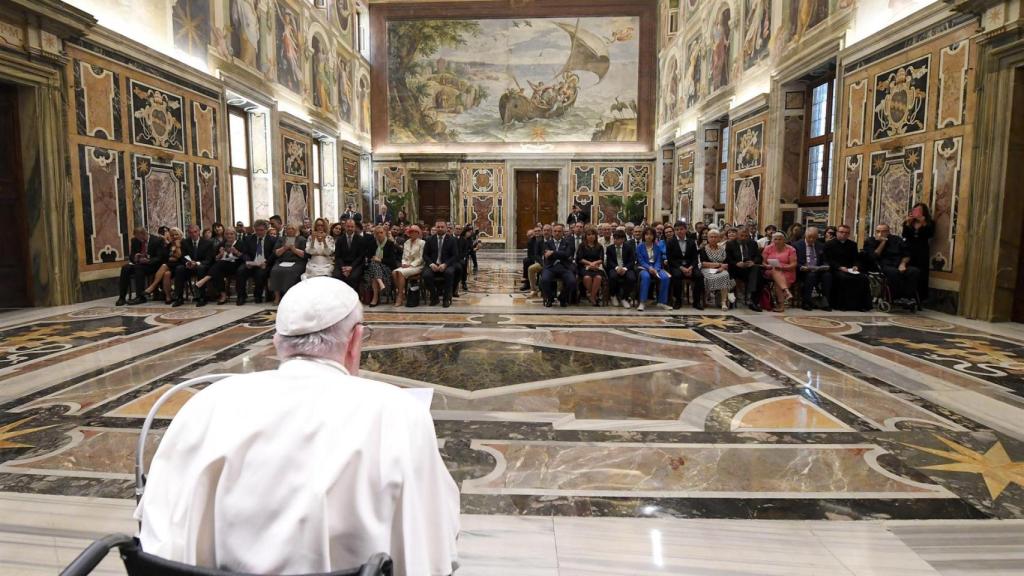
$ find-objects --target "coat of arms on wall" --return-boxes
[734,122,763,171]
[872,56,929,142]
[130,80,184,152]
[283,136,307,177]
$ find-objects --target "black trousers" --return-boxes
[423,264,459,300]
[173,263,208,301]
[729,264,760,299]
[670,267,705,306]
[470,250,479,271]
[801,269,833,307]
[880,264,921,301]
[118,261,162,299]
[540,266,576,305]
[235,264,269,302]
[830,270,872,310]
[608,269,636,301]
[335,264,363,293]
[207,260,241,295]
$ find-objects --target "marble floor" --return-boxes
[1,251,1024,574]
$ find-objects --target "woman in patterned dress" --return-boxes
[366,225,400,307]
[698,228,736,311]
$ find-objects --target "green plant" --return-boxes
[625,192,647,224]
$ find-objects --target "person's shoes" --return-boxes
[114,298,126,306]
[659,303,673,311]
[237,298,246,306]
[611,296,620,307]
[694,302,704,310]
[673,301,682,310]
[172,299,184,307]
[520,283,530,291]
[560,301,568,307]
[727,293,736,305]
[196,298,207,307]
[749,302,762,312]
[822,305,832,312]
[637,302,645,312]
[430,298,440,306]
[622,299,631,309]
[859,307,872,312]
[721,302,730,311]
[443,298,452,308]
[461,283,468,291]
[128,296,147,305]
[254,297,264,304]
[544,299,553,307]
[801,304,813,311]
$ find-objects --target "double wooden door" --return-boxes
[0,84,30,307]
[515,170,558,248]
[417,179,451,227]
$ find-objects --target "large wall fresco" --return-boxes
[383,17,642,146]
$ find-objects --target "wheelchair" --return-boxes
[60,374,393,576]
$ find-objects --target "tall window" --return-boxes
[804,77,835,199]
[668,0,680,37]
[719,125,730,206]
[228,107,252,225]
[356,9,369,58]
[312,140,322,219]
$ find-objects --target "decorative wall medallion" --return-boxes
[733,121,763,171]
[868,145,924,233]
[190,101,218,159]
[600,167,624,192]
[930,137,962,273]
[937,41,969,129]
[79,146,127,265]
[74,61,121,141]
[283,136,308,177]
[574,166,595,194]
[846,79,867,147]
[872,56,929,142]
[130,80,185,152]
[732,175,760,226]
[472,168,494,193]
[628,165,650,195]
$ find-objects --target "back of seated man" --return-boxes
[117,227,165,306]
[136,278,460,575]
[862,223,920,309]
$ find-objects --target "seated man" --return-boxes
[794,226,832,311]
[605,230,636,308]
[136,278,460,575]
[824,224,872,311]
[725,226,762,311]
[235,220,275,305]
[665,222,705,310]
[863,223,920,309]
[334,219,367,292]
[526,224,551,297]
[172,224,214,307]
[540,223,576,307]
[116,226,165,306]
[421,220,460,307]
[520,227,537,291]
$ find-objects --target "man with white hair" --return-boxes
[136,277,460,575]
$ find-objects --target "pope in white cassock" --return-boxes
[135,277,460,575]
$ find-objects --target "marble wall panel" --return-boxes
[732,175,760,226]
[342,153,362,212]
[458,163,505,240]
[733,122,763,172]
[134,154,188,233]
[79,146,127,265]
[842,155,862,232]
[872,56,930,143]
[190,101,218,159]
[780,114,804,204]
[675,149,695,222]
[867,145,923,233]
[73,61,121,141]
[930,137,962,273]
[249,111,270,175]
[703,129,720,210]
[936,41,969,130]
[195,164,219,229]
[286,181,308,225]
[129,79,186,153]
[847,79,867,147]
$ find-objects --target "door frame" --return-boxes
[507,160,568,250]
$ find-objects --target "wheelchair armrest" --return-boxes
[60,533,135,576]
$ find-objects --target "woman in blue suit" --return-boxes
[636,228,671,311]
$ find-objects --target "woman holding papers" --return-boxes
[269,223,307,305]
[698,229,736,311]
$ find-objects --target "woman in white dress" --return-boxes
[301,219,335,280]
[699,228,737,311]
[392,225,425,307]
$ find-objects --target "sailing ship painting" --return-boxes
[386,16,640,145]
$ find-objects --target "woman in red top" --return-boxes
[761,232,797,312]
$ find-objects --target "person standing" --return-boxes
[902,202,934,306]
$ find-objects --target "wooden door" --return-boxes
[417,179,450,227]
[0,84,29,307]
[1011,70,1024,322]
[515,170,559,248]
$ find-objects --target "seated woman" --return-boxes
[393,225,425,307]
[636,228,671,312]
[145,227,183,304]
[195,227,243,304]
[268,224,307,305]
[576,226,605,306]
[761,231,798,312]
[302,219,335,280]
[699,228,736,311]
[366,225,400,307]
[329,221,344,241]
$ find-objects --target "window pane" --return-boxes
[719,169,728,204]
[825,141,834,196]
[721,126,730,160]
[806,144,823,197]
[809,83,828,138]
[829,79,837,133]
[313,143,321,184]
[229,113,248,170]
[313,186,322,219]
[231,174,250,225]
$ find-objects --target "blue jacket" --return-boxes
[636,242,666,271]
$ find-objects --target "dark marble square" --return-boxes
[361,339,655,391]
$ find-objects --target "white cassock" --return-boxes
[135,358,460,576]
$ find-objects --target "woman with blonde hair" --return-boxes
[761,231,798,312]
[144,227,183,304]
[302,219,335,279]
[392,225,425,307]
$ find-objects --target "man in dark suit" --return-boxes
[235,219,275,305]
[863,223,920,309]
[116,227,166,306]
[605,230,636,308]
[825,224,872,311]
[342,203,362,223]
[173,224,215,307]
[794,226,832,311]
[422,220,460,307]
[665,221,706,310]
[540,223,576,307]
[334,218,367,292]
[567,204,589,226]
[521,227,539,291]
[725,227,762,311]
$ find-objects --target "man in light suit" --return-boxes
[540,223,576,307]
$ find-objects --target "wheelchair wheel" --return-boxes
[877,298,891,313]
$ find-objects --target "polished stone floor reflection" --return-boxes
[2,252,1024,573]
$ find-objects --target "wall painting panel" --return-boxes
[732,175,759,226]
[129,79,185,153]
[930,137,962,273]
[872,56,929,143]
[133,154,189,233]
[867,144,923,234]
[79,145,127,265]
[841,154,861,235]
[734,121,763,172]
